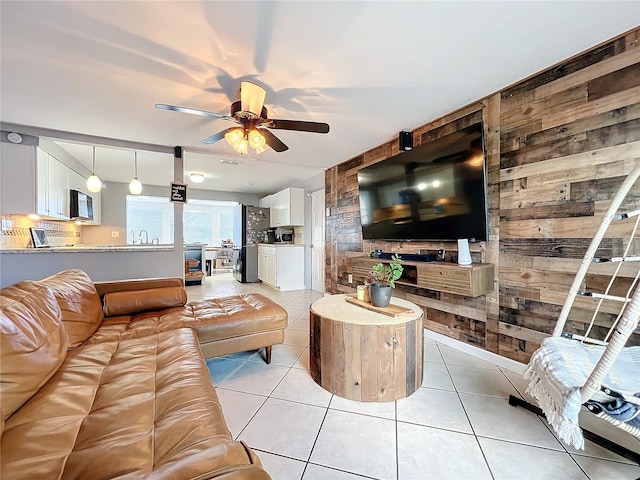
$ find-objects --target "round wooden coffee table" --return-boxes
[309,294,424,402]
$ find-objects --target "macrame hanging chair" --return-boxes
[511,161,640,465]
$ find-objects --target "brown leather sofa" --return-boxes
[1,269,288,479]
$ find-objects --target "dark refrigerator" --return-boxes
[233,205,270,283]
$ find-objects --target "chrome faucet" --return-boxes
[130,230,135,244]
[152,238,159,245]
[139,229,149,245]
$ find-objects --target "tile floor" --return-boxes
[187,273,640,480]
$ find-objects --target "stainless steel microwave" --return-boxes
[70,189,94,220]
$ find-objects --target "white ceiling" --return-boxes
[1,1,638,195]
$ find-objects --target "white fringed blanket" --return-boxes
[524,337,640,449]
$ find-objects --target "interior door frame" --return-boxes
[311,189,325,293]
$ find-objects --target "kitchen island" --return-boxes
[0,244,181,288]
[1,244,174,253]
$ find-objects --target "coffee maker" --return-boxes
[264,228,276,244]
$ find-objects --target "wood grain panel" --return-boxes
[501,118,640,169]
[542,85,640,130]
[501,37,625,99]
[500,238,611,259]
[501,102,640,154]
[588,63,640,101]
[500,141,640,182]
[534,49,639,100]
[500,201,594,221]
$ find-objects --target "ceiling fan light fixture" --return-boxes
[158,81,329,155]
[234,139,249,155]
[86,146,102,193]
[248,129,266,150]
[129,151,143,195]
[190,172,205,183]
[225,128,244,147]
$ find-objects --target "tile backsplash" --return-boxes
[0,215,80,248]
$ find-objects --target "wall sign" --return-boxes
[170,182,188,203]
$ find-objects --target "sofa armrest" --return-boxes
[95,277,184,298]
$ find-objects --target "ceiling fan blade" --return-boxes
[200,127,237,144]
[261,129,289,152]
[269,119,330,134]
[240,82,266,116]
[155,103,232,120]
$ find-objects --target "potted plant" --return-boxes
[367,254,403,307]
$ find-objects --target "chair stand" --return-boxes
[508,395,640,465]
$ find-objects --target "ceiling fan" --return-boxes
[155,82,330,154]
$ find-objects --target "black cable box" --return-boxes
[376,252,435,262]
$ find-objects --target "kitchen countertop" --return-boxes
[1,245,175,254]
[257,243,304,247]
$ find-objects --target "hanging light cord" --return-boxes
[134,151,138,178]
[92,147,96,173]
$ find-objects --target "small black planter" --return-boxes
[369,283,392,307]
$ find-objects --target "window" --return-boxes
[126,195,237,245]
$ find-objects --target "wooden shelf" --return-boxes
[352,256,494,297]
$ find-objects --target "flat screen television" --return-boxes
[70,189,94,221]
[357,122,487,241]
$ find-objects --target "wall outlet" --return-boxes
[348,273,353,284]
[1,219,13,230]
[111,231,120,238]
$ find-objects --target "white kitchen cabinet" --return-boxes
[49,156,69,219]
[259,195,272,209]
[269,187,304,227]
[36,148,71,220]
[1,143,100,223]
[266,253,277,287]
[36,147,48,216]
[68,169,86,193]
[90,189,102,224]
[258,245,304,291]
[258,245,276,286]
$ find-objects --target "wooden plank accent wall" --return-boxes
[325,27,640,363]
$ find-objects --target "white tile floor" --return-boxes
[187,273,640,480]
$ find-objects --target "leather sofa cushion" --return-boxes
[0,281,68,431]
[39,269,104,348]
[94,294,287,344]
[1,328,269,479]
[189,294,288,343]
[102,286,187,317]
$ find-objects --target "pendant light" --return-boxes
[129,151,142,195]
[86,146,102,192]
